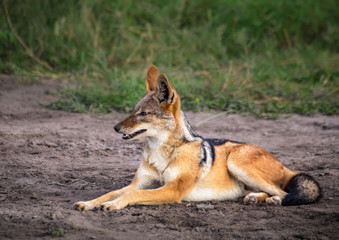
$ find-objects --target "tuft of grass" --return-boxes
[2,0,339,117]
[48,227,64,238]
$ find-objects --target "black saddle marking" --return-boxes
[199,138,245,166]
[205,138,245,146]
[201,144,207,164]
[210,142,215,163]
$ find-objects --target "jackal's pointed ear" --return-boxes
[146,65,159,93]
[155,74,177,106]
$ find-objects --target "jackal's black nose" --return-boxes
[114,124,120,133]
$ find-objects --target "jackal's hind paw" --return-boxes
[73,201,95,211]
[265,196,282,205]
[243,193,258,204]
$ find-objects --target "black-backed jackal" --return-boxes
[74,66,321,211]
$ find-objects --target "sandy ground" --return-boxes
[0,76,338,239]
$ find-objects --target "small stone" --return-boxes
[196,203,214,209]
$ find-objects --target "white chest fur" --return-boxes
[144,147,169,173]
[142,133,184,186]
[140,148,180,189]
[144,134,172,174]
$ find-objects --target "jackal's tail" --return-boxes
[282,173,322,206]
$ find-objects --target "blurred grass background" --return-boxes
[1,0,338,117]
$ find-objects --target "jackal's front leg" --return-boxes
[73,184,136,211]
[100,178,192,211]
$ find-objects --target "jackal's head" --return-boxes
[114,66,181,141]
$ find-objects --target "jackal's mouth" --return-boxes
[122,129,147,140]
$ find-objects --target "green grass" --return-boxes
[1,0,338,117]
[48,226,64,237]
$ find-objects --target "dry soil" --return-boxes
[0,76,338,239]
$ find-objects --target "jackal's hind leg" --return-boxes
[228,161,287,205]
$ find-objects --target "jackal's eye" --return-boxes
[139,111,150,116]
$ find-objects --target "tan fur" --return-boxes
[74,66,310,211]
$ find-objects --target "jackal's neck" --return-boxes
[146,132,170,150]
[145,111,202,151]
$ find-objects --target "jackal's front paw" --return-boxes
[100,200,126,211]
[73,201,95,211]
[265,196,282,205]
[100,202,117,211]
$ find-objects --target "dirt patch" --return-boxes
[0,76,338,239]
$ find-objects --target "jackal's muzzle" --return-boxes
[114,124,147,140]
